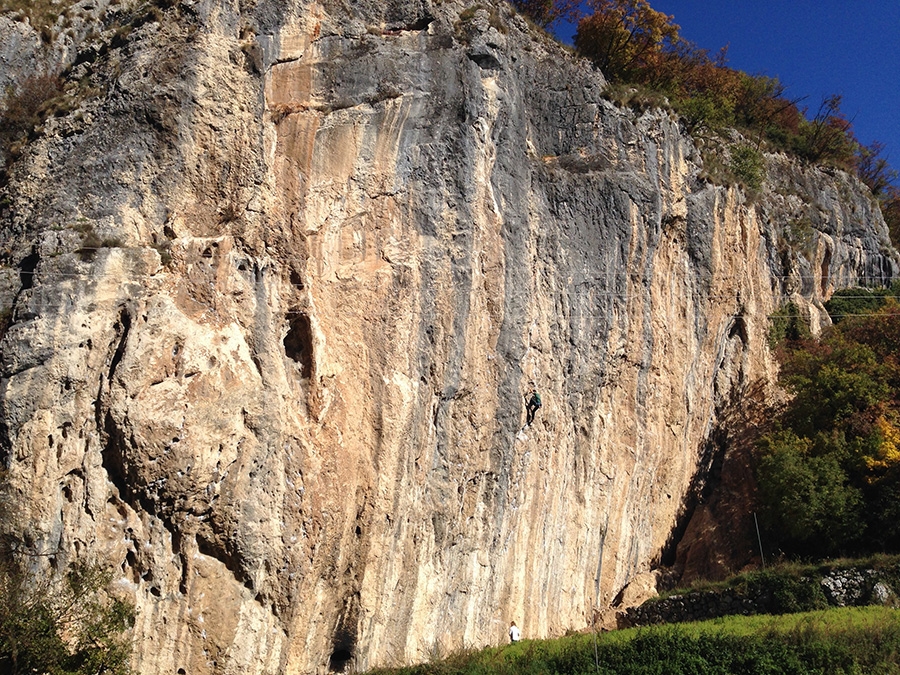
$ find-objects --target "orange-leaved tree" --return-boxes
[573,0,680,83]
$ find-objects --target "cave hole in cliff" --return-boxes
[124,549,139,583]
[329,641,354,672]
[284,312,313,378]
[329,597,359,672]
[18,250,39,290]
[727,316,748,344]
[468,52,501,70]
[330,651,352,672]
[405,15,433,30]
[820,247,832,295]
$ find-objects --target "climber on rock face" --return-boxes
[509,621,521,642]
[524,386,541,427]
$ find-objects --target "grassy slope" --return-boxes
[368,607,900,674]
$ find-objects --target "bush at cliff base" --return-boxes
[759,298,900,559]
[0,557,134,675]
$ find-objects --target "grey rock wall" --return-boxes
[0,0,896,673]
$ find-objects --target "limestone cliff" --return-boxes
[0,0,896,672]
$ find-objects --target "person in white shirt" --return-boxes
[508,621,521,642]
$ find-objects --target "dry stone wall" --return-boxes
[625,566,900,627]
[0,0,897,673]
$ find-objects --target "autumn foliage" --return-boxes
[519,0,900,242]
[759,296,900,558]
[572,0,679,83]
[569,1,855,163]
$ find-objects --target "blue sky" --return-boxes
[558,1,900,184]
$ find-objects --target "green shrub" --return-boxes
[675,92,735,134]
[743,569,828,614]
[825,284,900,323]
[756,430,864,558]
[730,143,765,192]
[0,558,134,675]
[767,302,811,349]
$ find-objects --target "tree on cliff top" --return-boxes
[883,188,900,248]
[510,0,579,28]
[573,0,680,83]
[564,0,898,209]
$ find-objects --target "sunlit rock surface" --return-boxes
[0,0,896,672]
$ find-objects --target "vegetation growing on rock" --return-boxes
[512,0,899,243]
[0,0,74,40]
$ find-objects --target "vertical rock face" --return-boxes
[0,0,896,672]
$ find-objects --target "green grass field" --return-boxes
[368,607,900,675]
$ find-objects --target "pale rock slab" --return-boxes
[0,1,897,673]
